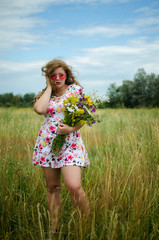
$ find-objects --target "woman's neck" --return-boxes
[54,85,68,97]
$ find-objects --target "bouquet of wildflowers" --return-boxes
[51,89,101,155]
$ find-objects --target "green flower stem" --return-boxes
[51,134,66,156]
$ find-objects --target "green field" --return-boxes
[0,108,159,240]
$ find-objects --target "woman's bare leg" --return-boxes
[61,166,90,219]
[42,167,61,230]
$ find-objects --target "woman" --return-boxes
[32,59,90,236]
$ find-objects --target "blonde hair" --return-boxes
[32,59,81,105]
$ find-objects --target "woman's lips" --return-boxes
[56,81,61,85]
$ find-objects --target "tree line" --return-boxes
[0,68,159,108]
[0,93,35,108]
[97,68,159,108]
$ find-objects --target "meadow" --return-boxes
[0,108,159,240]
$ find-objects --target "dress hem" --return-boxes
[33,163,90,169]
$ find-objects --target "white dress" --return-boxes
[32,84,90,168]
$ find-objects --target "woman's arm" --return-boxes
[57,123,82,135]
[34,77,52,115]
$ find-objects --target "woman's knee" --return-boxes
[47,184,61,194]
[66,182,82,195]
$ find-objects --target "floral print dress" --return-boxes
[32,84,90,168]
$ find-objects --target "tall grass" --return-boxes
[0,108,159,240]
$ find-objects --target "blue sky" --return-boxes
[0,0,159,98]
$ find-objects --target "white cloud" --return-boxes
[0,60,46,73]
[63,14,159,38]
[0,19,41,51]
[135,6,159,16]
[84,80,107,86]
[0,0,132,15]
[0,36,159,96]
[65,25,137,37]
[0,0,159,96]
[83,45,142,54]
[66,37,159,83]
[0,0,52,51]
[0,0,158,52]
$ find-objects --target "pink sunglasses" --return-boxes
[50,73,66,80]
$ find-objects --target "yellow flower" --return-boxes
[83,95,93,106]
[78,109,84,114]
[67,94,78,105]
[80,120,86,126]
[63,100,67,105]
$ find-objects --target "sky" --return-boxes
[0,0,159,98]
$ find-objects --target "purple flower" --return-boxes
[79,88,83,94]
[78,102,83,108]
[98,120,102,123]
[91,108,96,113]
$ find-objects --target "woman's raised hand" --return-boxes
[34,76,52,115]
[46,76,52,89]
